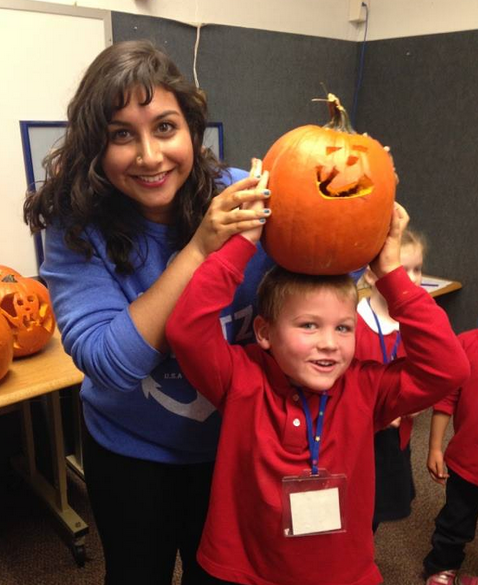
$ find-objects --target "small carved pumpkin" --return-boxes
[0,271,56,357]
[0,313,13,381]
[262,94,396,275]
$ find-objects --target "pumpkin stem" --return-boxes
[312,93,356,134]
[2,275,18,283]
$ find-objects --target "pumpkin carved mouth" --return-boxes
[317,166,374,199]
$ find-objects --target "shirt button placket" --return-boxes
[282,391,306,452]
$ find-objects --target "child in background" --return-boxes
[355,228,426,532]
[166,205,469,585]
[423,331,478,585]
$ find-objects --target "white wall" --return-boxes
[27,0,363,41]
[0,2,109,276]
[365,0,478,40]
[26,0,478,41]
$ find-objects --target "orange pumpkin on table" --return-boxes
[262,93,397,275]
[0,268,56,357]
[0,313,13,381]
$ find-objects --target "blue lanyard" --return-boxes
[298,389,329,475]
[367,298,401,364]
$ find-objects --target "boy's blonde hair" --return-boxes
[257,266,358,323]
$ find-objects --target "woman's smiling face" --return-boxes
[102,85,194,224]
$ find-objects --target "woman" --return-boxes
[24,40,272,585]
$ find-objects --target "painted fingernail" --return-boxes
[263,189,271,196]
[259,218,266,223]
[263,208,271,215]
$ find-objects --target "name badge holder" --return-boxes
[282,391,347,537]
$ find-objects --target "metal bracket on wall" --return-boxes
[349,0,369,23]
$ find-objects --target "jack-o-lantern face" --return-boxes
[262,94,396,275]
[0,273,56,357]
[317,144,373,198]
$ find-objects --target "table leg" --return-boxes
[11,392,89,566]
[66,385,84,480]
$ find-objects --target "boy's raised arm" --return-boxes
[166,235,259,410]
[374,262,469,416]
[368,204,469,426]
[166,163,269,410]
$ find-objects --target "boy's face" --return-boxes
[254,289,357,392]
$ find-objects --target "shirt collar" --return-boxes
[259,348,341,397]
[357,297,399,335]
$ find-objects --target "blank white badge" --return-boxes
[290,487,341,535]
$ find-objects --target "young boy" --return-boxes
[423,330,478,585]
[166,203,469,585]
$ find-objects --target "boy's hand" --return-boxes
[427,448,449,485]
[369,202,409,280]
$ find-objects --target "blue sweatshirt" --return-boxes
[41,168,273,464]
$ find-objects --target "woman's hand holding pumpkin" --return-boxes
[190,160,271,257]
[240,159,271,245]
[369,202,409,280]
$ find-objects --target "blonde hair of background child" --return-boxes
[359,227,427,291]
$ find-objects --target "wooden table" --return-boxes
[421,275,463,298]
[0,328,88,565]
[358,275,462,300]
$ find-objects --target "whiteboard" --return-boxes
[0,1,110,277]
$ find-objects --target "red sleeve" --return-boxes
[166,235,256,411]
[433,330,476,415]
[433,390,459,416]
[372,267,470,428]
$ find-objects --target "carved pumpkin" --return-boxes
[0,313,13,381]
[262,94,396,275]
[0,272,56,357]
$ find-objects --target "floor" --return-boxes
[0,409,477,584]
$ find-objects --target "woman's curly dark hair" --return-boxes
[24,40,227,273]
